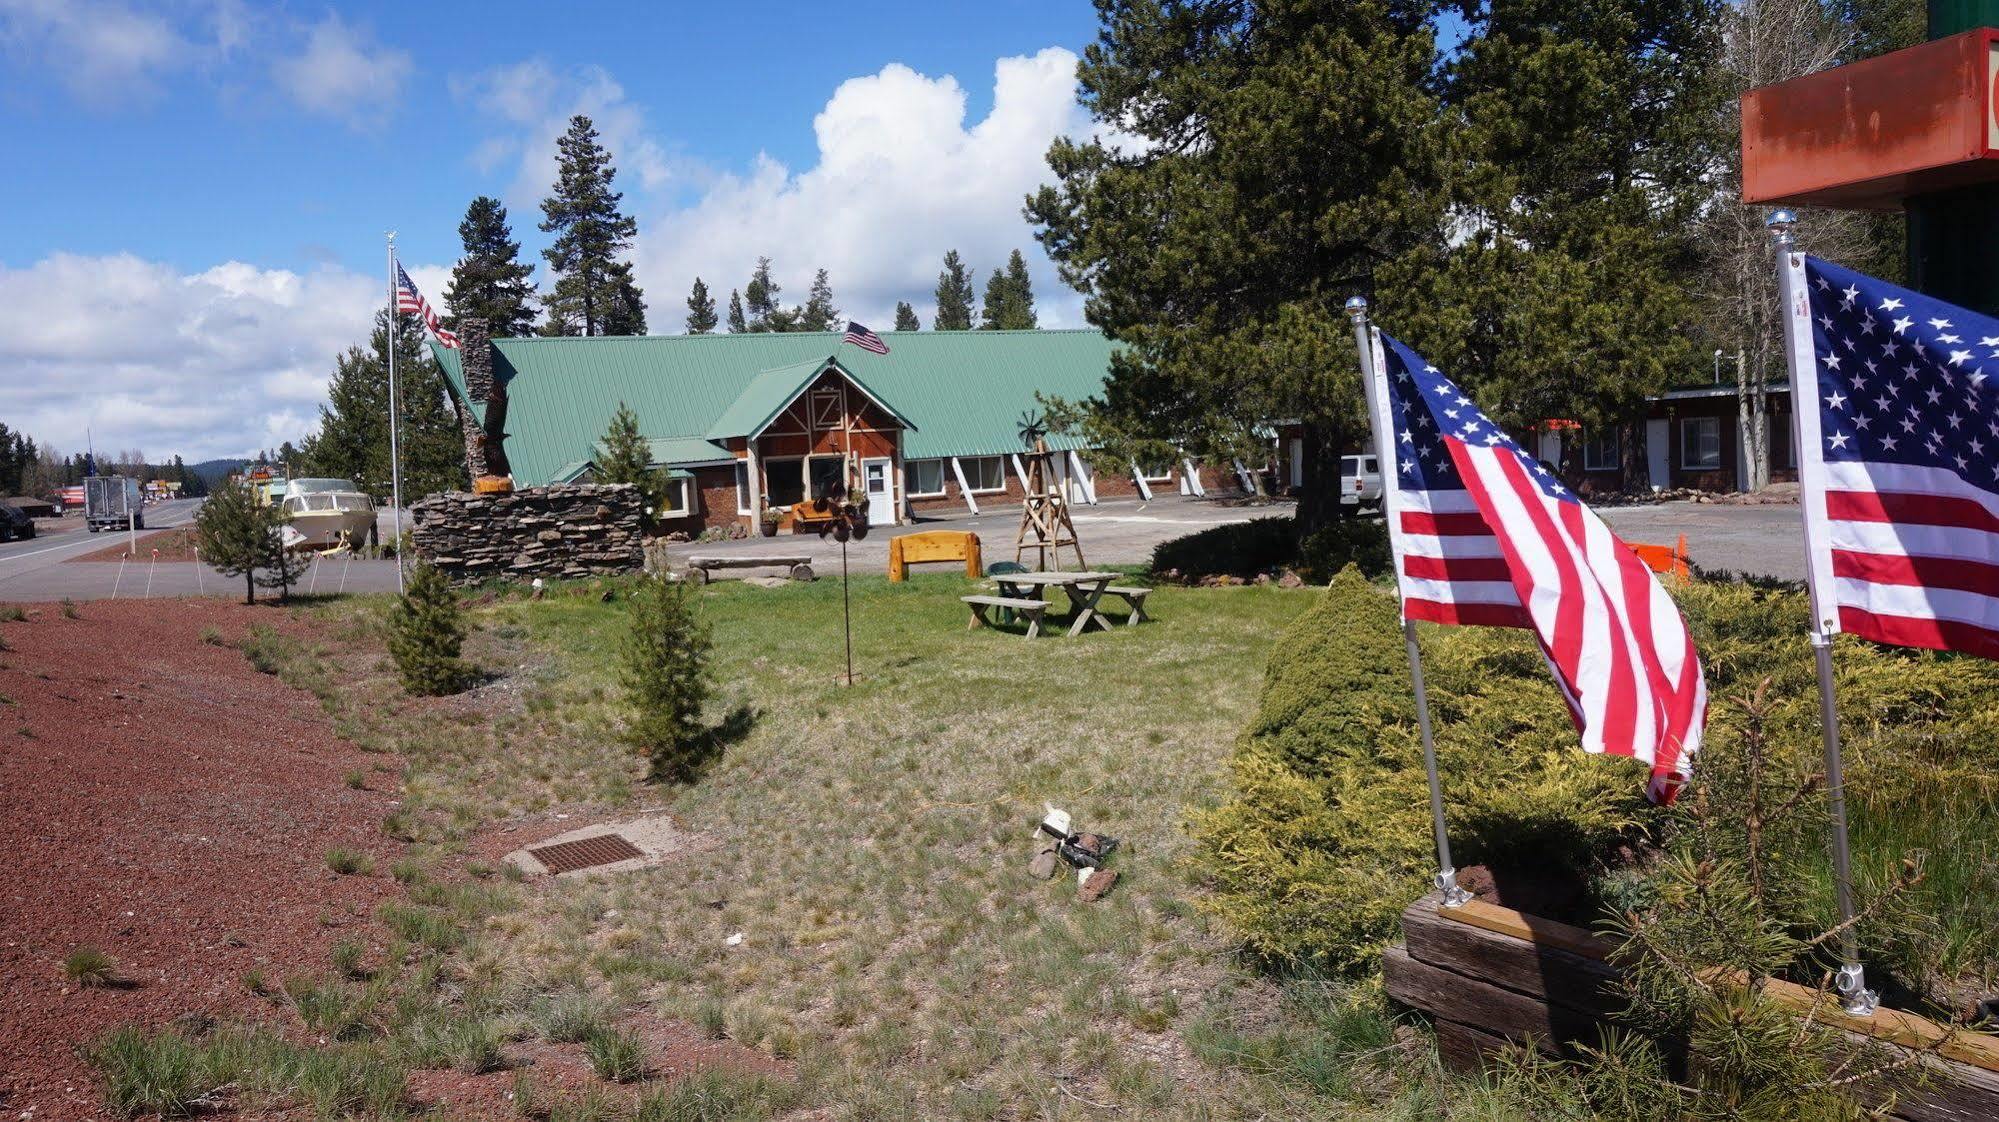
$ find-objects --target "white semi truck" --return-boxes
[84,476,144,533]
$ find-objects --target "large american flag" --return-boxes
[1788,254,1999,661]
[395,263,460,349]
[1370,330,1707,801]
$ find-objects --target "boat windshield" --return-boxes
[289,478,355,494]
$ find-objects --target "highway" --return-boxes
[0,498,403,602]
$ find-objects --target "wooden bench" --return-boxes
[1103,585,1152,625]
[785,499,841,531]
[962,594,1049,639]
[888,530,983,581]
[684,554,815,585]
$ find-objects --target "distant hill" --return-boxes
[190,458,250,487]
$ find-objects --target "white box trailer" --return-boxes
[84,476,144,532]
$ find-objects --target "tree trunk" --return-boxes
[1293,420,1350,538]
[244,571,255,606]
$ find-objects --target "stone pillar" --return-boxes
[459,317,492,402]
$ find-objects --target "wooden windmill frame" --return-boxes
[1014,436,1086,570]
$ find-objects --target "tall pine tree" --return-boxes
[979,251,1038,329]
[893,301,920,332]
[685,277,718,333]
[1029,0,1452,530]
[743,257,802,331]
[933,250,975,330]
[800,269,839,331]
[297,310,467,501]
[727,289,747,333]
[444,196,537,337]
[539,115,645,337]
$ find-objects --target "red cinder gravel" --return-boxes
[0,600,406,1120]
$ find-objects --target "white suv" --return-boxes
[1339,454,1382,509]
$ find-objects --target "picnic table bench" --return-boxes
[961,594,1050,639]
[683,554,815,585]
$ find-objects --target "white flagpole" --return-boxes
[386,232,406,594]
[1768,209,1876,1016]
[1345,296,1469,908]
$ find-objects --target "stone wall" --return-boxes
[411,483,644,584]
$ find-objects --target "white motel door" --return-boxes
[861,457,895,526]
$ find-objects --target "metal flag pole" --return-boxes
[1345,296,1470,908]
[1768,209,1877,1016]
[386,232,407,594]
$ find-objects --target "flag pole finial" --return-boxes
[1766,209,1797,246]
[1343,295,1369,320]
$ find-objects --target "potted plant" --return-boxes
[760,505,785,537]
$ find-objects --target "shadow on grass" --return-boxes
[648,703,759,785]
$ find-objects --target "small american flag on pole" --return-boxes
[1785,253,1999,660]
[842,320,889,355]
[395,263,460,349]
[1370,330,1707,802]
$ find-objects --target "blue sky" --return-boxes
[0,0,1106,459]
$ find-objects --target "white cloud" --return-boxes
[456,61,691,215]
[630,48,1092,331]
[0,252,420,462]
[271,14,410,125]
[0,0,191,105]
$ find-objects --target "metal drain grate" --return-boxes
[528,832,645,875]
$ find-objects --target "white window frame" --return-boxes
[961,455,1007,494]
[1581,427,1620,472]
[1137,461,1175,483]
[906,458,947,497]
[658,477,696,517]
[1681,417,1722,470]
[733,462,752,515]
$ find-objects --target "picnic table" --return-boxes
[991,571,1151,637]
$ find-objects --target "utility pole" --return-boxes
[1907,1,1999,311]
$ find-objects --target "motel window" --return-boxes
[765,458,805,506]
[907,458,946,497]
[1581,427,1620,472]
[1680,416,1722,470]
[961,455,1007,493]
[1138,462,1175,482]
[734,462,752,514]
[657,477,695,517]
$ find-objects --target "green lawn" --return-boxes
[252,573,1456,1119]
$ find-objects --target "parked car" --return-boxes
[0,504,36,541]
[1339,454,1382,510]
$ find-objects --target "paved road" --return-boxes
[0,499,404,603]
[1596,501,1806,582]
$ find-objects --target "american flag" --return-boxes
[843,320,889,355]
[1789,254,1999,661]
[395,263,460,349]
[1371,330,1707,801]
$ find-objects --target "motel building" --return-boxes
[431,327,1249,536]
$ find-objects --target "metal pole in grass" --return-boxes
[338,552,351,595]
[145,548,157,599]
[841,535,854,686]
[194,547,204,596]
[112,553,126,600]
[308,552,321,596]
[1768,210,1878,1015]
[1344,295,1470,909]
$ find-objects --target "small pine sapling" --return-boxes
[621,574,713,783]
[385,561,470,695]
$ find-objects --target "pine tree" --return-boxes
[932,250,975,330]
[1029,1,1453,533]
[685,277,718,333]
[727,289,747,333]
[800,269,839,331]
[1003,249,1037,328]
[622,573,714,784]
[893,301,920,332]
[444,196,537,337]
[194,477,274,605]
[254,517,312,604]
[595,402,667,515]
[539,115,644,337]
[386,560,470,695]
[744,257,792,331]
[297,311,467,502]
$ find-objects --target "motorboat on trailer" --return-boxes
[279,477,378,551]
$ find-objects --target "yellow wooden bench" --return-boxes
[888,530,983,581]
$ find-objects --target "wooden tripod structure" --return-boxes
[1014,438,1086,570]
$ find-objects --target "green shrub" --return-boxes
[621,574,714,783]
[1190,566,1648,970]
[86,1027,211,1119]
[386,561,471,696]
[1148,515,1389,583]
[1296,519,1390,583]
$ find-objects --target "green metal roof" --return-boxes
[703,355,916,441]
[431,329,1116,486]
